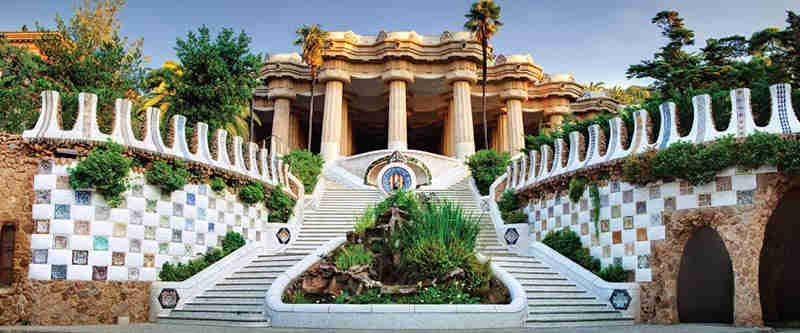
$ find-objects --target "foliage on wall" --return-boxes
[541,229,627,282]
[281,149,324,194]
[145,160,190,194]
[68,141,132,207]
[159,232,245,281]
[466,149,511,195]
[498,189,525,224]
[264,184,295,223]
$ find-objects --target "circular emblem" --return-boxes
[382,167,412,193]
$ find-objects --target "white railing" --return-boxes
[492,84,797,193]
[22,91,304,200]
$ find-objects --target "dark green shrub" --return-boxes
[159,232,245,281]
[589,184,600,236]
[145,160,190,194]
[497,190,525,224]
[465,149,511,195]
[354,205,376,234]
[621,151,658,186]
[541,229,583,260]
[568,177,587,203]
[265,185,295,223]
[281,149,324,194]
[68,141,132,207]
[209,176,226,194]
[222,231,245,254]
[739,131,780,170]
[238,183,265,204]
[335,244,374,270]
[502,210,528,224]
[597,263,628,282]
[774,138,800,176]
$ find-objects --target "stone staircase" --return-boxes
[158,180,381,326]
[422,179,634,328]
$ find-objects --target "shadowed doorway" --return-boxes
[760,188,800,327]
[677,226,734,323]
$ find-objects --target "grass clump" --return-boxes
[159,232,246,281]
[335,244,374,270]
[354,205,377,235]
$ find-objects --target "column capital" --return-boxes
[318,69,351,84]
[445,70,478,86]
[381,69,414,84]
[500,88,528,102]
[267,88,296,101]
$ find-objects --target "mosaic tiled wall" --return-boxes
[527,167,766,282]
[28,160,271,281]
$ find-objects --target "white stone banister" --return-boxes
[22,90,301,199]
[479,83,800,191]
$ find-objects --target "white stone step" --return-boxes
[528,299,609,307]
[182,303,264,312]
[160,310,265,322]
[211,284,270,291]
[157,318,270,327]
[193,296,263,303]
[526,312,633,323]
[201,290,269,297]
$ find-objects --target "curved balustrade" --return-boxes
[22,91,304,200]
[493,84,798,196]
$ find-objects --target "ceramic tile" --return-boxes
[207,222,215,233]
[72,250,88,265]
[650,212,663,226]
[143,253,155,268]
[53,234,69,249]
[638,254,650,269]
[581,223,588,235]
[624,242,634,256]
[92,266,108,281]
[130,239,141,253]
[128,267,139,280]
[158,243,168,254]
[624,216,634,230]
[649,185,661,199]
[716,176,732,192]
[623,190,633,204]
[610,181,620,193]
[39,160,53,174]
[172,229,182,243]
[680,181,694,195]
[146,199,157,213]
[173,203,183,217]
[131,210,143,225]
[160,215,170,228]
[52,265,67,280]
[35,190,51,204]
[112,252,125,266]
[580,199,588,211]
[56,176,71,190]
[737,190,754,205]
[184,219,194,232]
[145,226,156,240]
[612,231,622,244]
[611,205,621,218]
[95,206,110,221]
[636,201,647,215]
[93,236,109,251]
[32,249,48,264]
[54,204,70,220]
[186,193,196,206]
[74,190,91,206]
[600,219,610,233]
[698,193,712,207]
[35,220,50,234]
[637,228,648,241]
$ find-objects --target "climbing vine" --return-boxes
[589,184,600,237]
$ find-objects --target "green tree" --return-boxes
[749,10,800,86]
[464,0,502,151]
[294,24,328,151]
[0,36,53,133]
[165,26,261,137]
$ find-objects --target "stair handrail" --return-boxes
[529,241,640,319]
[149,241,266,321]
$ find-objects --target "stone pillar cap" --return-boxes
[318,69,351,84]
[381,69,415,84]
[445,70,478,85]
[268,88,296,101]
[500,88,528,102]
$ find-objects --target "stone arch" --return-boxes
[677,226,734,323]
[759,187,800,326]
[0,223,15,286]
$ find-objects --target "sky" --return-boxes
[2,0,798,87]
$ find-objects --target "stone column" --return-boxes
[267,79,295,155]
[494,113,508,153]
[340,98,351,157]
[382,67,413,151]
[441,105,453,157]
[452,81,475,159]
[501,82,527,157]
[387,80,408,150]
[320,80,344,160]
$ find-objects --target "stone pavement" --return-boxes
[0,324,787,333]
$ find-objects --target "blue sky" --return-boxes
[2,0,798,87]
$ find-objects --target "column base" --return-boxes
[387,141,407,151]
[320,141,340,161]
[455,142,475,160]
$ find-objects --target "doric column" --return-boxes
[441,104,453,157]
[340,98,351,157]
[320,80,343,160]
[319,66,350,161]
[382,66,413,151]
[446,64,478,159]
[501,82,527,157]
[494,113,508,153]
[267,79,295,155]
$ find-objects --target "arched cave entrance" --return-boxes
[760,188,800,327]
[677,226,734,323]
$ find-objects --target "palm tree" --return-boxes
[464,0,502,151]
[294,24,328,151]
[584,81,606,91]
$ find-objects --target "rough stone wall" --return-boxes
[638,173,799,327]
[0,134,150,325]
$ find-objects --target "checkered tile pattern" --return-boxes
[528,167,764,282]
[29,161,269,281]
